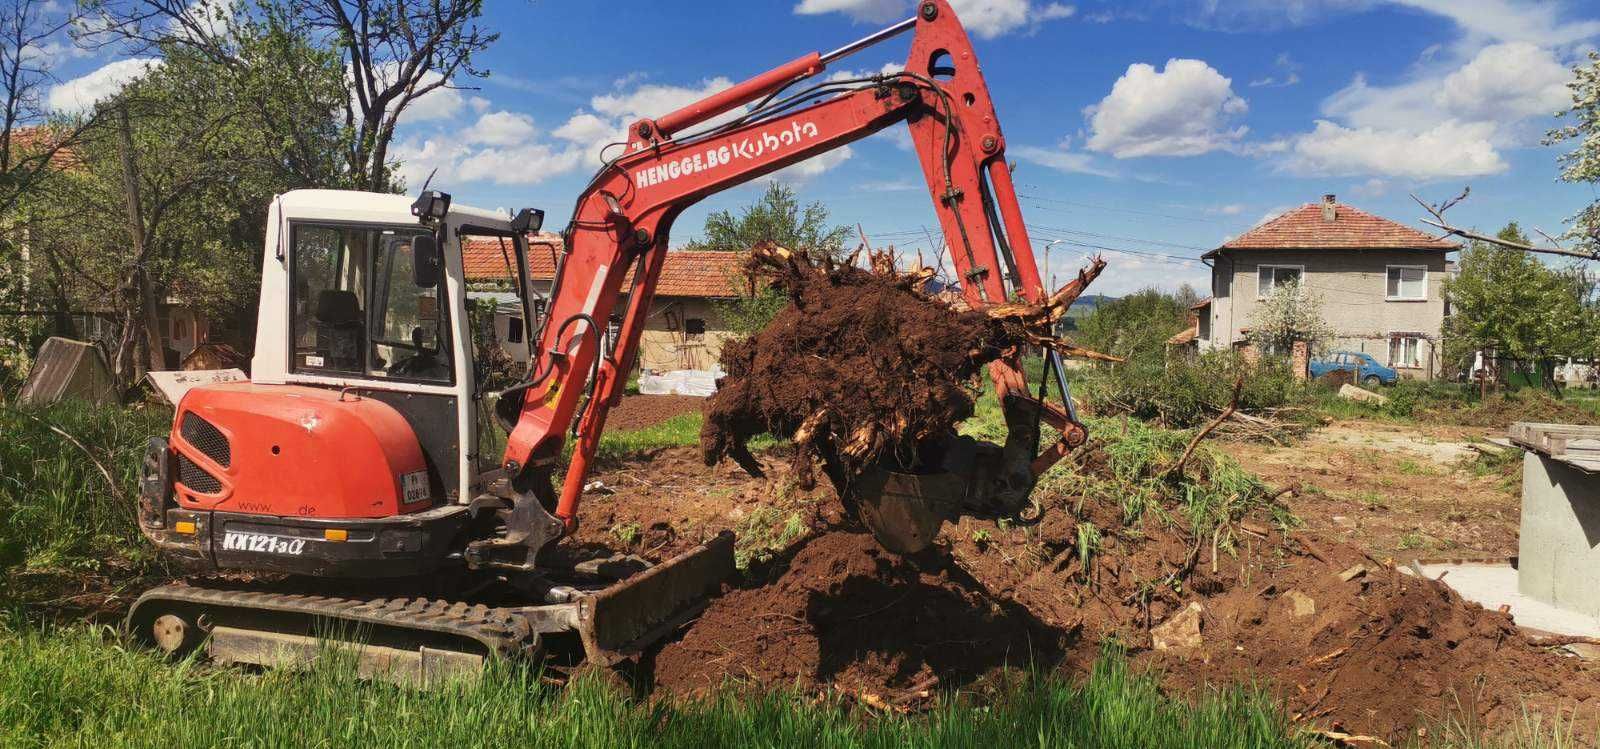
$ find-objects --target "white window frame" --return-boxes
[1389,335,1423,369]
[1257,264,1304,297]
[1386,265,1428,301]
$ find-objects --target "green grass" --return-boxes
[0,623,1315,749]
[593,411,778,463]
[0,401,170,601]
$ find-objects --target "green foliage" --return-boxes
[1547,50,1600,258]
[685,182,852,263]
[1443,223,1600,382]
[1079,351,1302,429]
[0,624,1316,748]
[0,401,169,604]
[716,285,791,338]
[696,182,852,335]
[16,8,355,377]
[1248,281,1334,356]
[1074,288,1188,367]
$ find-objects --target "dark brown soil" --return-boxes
[643,444,1600,742]
[654,531,1060,698]
[607,394,703,432]
[700,257,1017,486]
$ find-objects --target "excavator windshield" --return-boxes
[289,223,451,383]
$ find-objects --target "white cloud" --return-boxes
[456,143,585,185]
[793,0,1074,38]
[1084,59,1248,158]
[1207,203,1246,216]
[1011,144,1118,178]
[1351,177,1389,198]
[1274,37,1582,178]
[1249,52,1302,88]
[1281,119,1506,179]
[1389,0,1600,46]
[48,57,162,112]
[1434,42,1571,122]
[463,111,537,146]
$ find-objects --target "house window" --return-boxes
[1257,265,1303,296]
[1386,266,1427,300]
[684,317,706,340]
[1389,336,1422,368]
[506,316,524,344]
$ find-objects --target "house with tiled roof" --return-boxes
[1201,194,1459,378]
[463,236,748,373]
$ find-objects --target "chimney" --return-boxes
[1321,194,1337,223]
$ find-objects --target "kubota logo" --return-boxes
[633,121,822,189]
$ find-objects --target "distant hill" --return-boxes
[1063,294,1116,317]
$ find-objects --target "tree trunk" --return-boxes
[114,103,165,383]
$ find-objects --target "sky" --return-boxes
[40,0,1600,297]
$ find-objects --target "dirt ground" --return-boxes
[606,394,704,432]
[574,433,1600,744]
[1217,420,1520,561]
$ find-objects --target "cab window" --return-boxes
[290,223,452,383]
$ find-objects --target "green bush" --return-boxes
[0,400,170,604]
[1077,351,1302,429]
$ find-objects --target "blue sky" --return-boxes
[44,0,1600,295]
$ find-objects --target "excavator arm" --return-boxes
[480,0,1091,565]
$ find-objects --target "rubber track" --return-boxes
[129,584,537,658]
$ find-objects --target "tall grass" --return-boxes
[0,401,170,602]
[0,623,1313,749]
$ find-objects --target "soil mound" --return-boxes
[654,531,1060,697]
[608,394,703,432]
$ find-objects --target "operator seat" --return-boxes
[314,289,364,371]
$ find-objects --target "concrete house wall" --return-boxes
[1204,195,1457,379]
[1210,249,1448,377]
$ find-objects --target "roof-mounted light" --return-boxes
[411,190,452,224]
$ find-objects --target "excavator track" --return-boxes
[127,583,543,686]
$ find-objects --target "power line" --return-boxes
[1016,191,1223,224]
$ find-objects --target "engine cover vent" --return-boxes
[176,453,222,494]
[180,412,231,468]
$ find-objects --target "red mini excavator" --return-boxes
[128,1,1097,681]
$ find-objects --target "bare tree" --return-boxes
[85,0,497,191]
[1413,187,1599,262]
[0,0,99,215]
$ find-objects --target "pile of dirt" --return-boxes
[607,394,703,432]
[648,461,1600,742]
[654,531,1060,698]
[701,246,1104,487]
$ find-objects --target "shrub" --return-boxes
[1077,351,1301,429]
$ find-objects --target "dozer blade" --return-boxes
[575,530,735,665]
[852,468,964,555]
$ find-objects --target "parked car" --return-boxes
[1309,351,1398,387]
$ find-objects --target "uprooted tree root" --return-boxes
[700,243,1112,489]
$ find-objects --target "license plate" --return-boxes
[401,471,429,503]
[221,531,306,556]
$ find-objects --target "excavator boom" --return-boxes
[491,0,1086,558]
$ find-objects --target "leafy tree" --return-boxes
[1247,280,1334,357]
[693,182,851,336]
[1547,51,1600,256]
[685,182,851,263]
[83,0,495,191]
[1444,223,1600,388]
[21,12,351,384]
[1075,288,1186,367]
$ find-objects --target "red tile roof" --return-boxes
[9,126,78,168]
[1208,200,1457,255]
[463,236,748,298]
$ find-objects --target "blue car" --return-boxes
[1309,351,1398,387]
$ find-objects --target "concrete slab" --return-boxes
[1412,561,1600,639]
